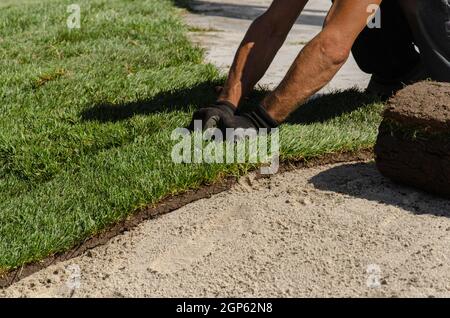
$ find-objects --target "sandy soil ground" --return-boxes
[2,162,450,297]
[2,0,450,298]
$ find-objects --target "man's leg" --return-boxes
[351,0,422,97]
[399,0,450,82]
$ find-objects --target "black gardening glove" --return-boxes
[217,104,279,137]
[188,100,236,131]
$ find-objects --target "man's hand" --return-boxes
[187,101,236,131]
[217,104,279,133]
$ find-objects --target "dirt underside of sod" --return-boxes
[0,0,384,280]
[375,82,450,198]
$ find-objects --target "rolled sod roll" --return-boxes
[375,81,450,198]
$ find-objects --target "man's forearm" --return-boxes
[218,17,289,107]
[218,0,309,108]
[262,32,349,122]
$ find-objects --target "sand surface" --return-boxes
[2,162,450,297]
[2,0,450,298]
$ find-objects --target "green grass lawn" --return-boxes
[0,0,384,273]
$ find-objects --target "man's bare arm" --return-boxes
[262,0,383,122]
[218,0,309,108]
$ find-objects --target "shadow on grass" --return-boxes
[80,80,222,122]
[237,88,380,124]
[285,89,380,125]
[81,80,379,124]
[309,162,450,218]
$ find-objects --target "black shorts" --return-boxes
[351,0,450,82]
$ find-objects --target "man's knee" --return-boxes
[417,0,450,54]
[398,0,450,81]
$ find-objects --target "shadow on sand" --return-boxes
[309,162,450,218]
